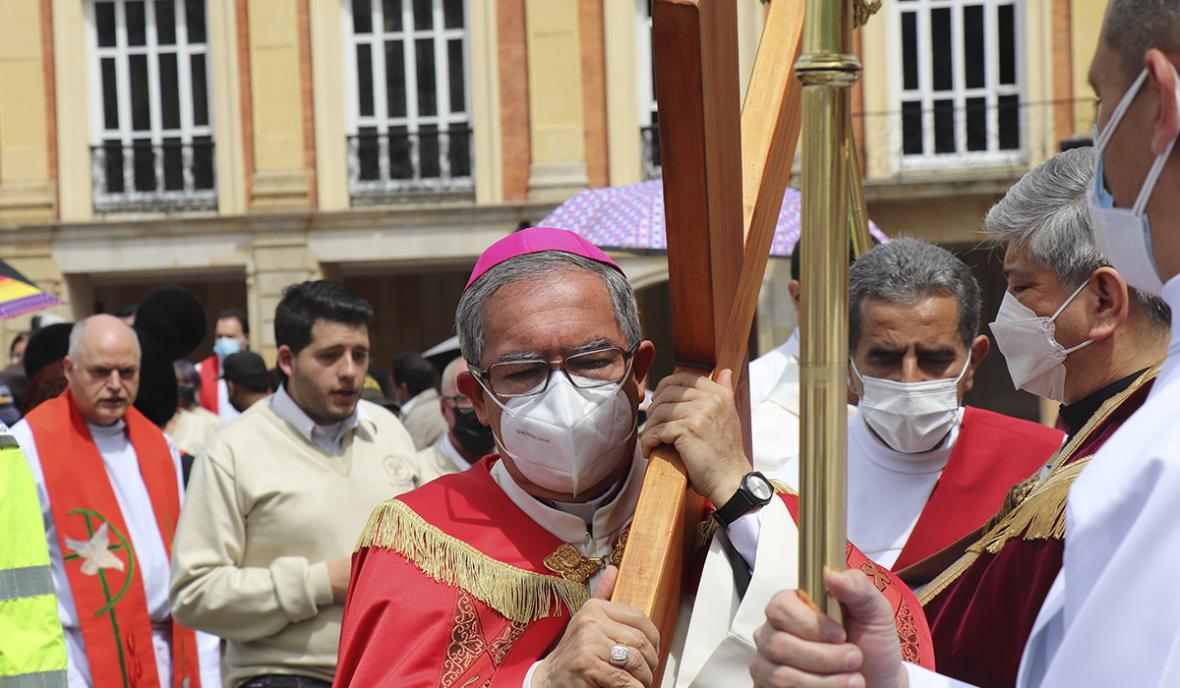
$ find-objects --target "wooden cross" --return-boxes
[612,0,807,678]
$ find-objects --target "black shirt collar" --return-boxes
[1058,369,1147,438]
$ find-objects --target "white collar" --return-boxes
[784,328,800,359]
[490,446,648,545]
[438,434,472,472]
[269,384,364,452]
[399,389,433,416]
[850,407,962,475]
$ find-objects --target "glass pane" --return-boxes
[448,125,471,178]
[163,137,183,190]
[998,94,1020,150]
[998,4,1016,85]
[97,2,117,47]
[193,135,214,189]
[159,53,180,129]
[418,123,440,178]
[448,39,465,113]
[156,0,176,44]
[126,1,147,46]
[416,38,437,117]
[385,40,407,117]
[963,5,984,89]
[930,7,952,91]
[133,139,156,191]
[129,54,151,131]
[191,54,209,126]
[901,12,918,91]
[444,0,463,29]
[383,0,403,31]
[389,126,412,179]
[358,126,379,180]
[902,101,923,155]
[101,57,120,129]
[103,140,125,193]
[186,0,207,43]
[933,99,955,154]
[413,0,433,29]
[353,0,373,33]
[965,96,987,151]
[356,44,374,117]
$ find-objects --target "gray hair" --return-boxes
[849,238,981,352]
[1104,0,1180,83]
[456,251,641,366]
[984,147,1171,329]
[67,316,142,364]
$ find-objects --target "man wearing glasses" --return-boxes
[333,228,931,687]
[418,355,496,480]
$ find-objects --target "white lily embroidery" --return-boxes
[65,523,125,575]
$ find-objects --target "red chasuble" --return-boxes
[196,355,218,414]
[333,457,935,687]
[920,370,1157,688]
[889,406,1064,573]
[26,392,201,688]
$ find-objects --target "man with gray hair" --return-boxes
[12,314,220,688]
[765,238,1063,575]
[333,227,932,687]
[916,146,1171,686]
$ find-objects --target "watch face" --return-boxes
[746,474,773,501]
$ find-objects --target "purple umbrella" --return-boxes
[541,179,888,256]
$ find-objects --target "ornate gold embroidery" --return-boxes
[440,593,484,688]
[543,527,631,586]
[489,621,526,667]
[895,602,922,664]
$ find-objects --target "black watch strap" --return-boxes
[712,471,774,527]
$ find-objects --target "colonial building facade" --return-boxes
[0,0,1099,418]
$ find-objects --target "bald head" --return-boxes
[64,315,141,426]
[68,314,141,363]
[441,356,465,398]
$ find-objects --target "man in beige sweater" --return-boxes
[169,281,428,688]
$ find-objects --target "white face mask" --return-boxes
[1088,66,1180,297]
[989,281,1093,404]
[488,373,636,498]
[851,354,970,454]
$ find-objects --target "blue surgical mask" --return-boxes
[1087,66,1180,297]
[213,337,243,359]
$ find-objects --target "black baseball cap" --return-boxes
[221,351,272,393]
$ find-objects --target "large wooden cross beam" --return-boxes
[612,0,807,677]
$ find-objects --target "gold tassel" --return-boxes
[355,499,589,625]
[972,457,1093,555]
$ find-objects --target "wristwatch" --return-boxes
[712,471,775,527]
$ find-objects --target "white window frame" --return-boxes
[85,0,216,212]
[342,0,474,200]
[636,0,660,180]
[889,0,1027,171]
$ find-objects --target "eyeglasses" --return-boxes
[442,394,474,410]
[470,342,640,398]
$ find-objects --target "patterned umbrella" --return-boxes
[541,179,888,256]
[0,260,62,319]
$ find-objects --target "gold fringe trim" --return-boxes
[919,365,1162,606]
[355,499,589,625]
[971,457,1093,555]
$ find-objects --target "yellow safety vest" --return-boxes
[0,431,67,687]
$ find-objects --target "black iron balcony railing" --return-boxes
[91,138,217,213]
[347,126,474,203]
[641,124,661,180]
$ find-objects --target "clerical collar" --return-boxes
[87,418,127,437]
[852,408,962,475]
[1058,369,1147,438]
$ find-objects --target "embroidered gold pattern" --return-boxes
[895,602,922,664]
[919,365,1161,606]
[543,527,631,586]
[440,593,484,688]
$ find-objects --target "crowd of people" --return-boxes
[3,1,1180,686]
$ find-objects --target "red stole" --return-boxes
[921,374,1156,688]
[890,407,1064,572]
[197,355,218,414]
[27,393,201,688]
[333,458,936,687]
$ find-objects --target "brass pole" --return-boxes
[794,0,861,620]
[846,109,874,259]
